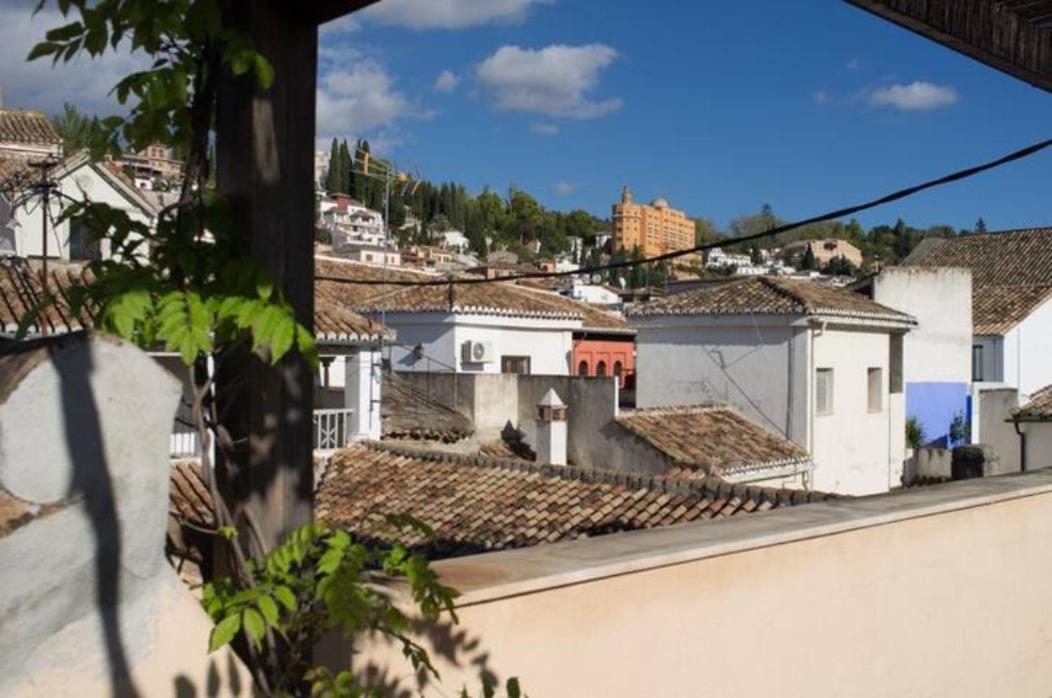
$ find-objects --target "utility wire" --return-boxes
[317,135,1052,288]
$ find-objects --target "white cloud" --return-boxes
[316,58,427,140]
[358,0,547,30]
[554,181,576,196]
[434,69,459,93]
[477,44,622,119]
[531,122,559,135]
[0,4,148,115]
[813,90,830,104]
[868,81,958,110]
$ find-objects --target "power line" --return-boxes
[317,135,1052,288]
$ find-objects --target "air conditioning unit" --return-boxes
[461,340,495,364]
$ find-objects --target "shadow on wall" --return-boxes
[55,337,139,697]
[172,654,246,697]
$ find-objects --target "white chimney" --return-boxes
[344,347,382,439]
[536,388,567,466]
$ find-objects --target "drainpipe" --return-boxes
[1011,417,1027,473]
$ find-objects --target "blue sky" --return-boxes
[2,0,1050,231]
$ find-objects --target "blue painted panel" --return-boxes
[905,382,971,448]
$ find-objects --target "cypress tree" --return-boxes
[324,138,340,193]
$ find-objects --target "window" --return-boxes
[577,360,589,376]
[972,345,984,382]
[596,361,607,377]
[815,368,833,415]
[867,367,883,412]
[613,361,623,379]
[501,355,531,375]
[68,221,100,262]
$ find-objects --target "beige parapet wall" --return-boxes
[0,333,251,697]
[346,470,1052,697]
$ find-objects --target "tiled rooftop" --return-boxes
[1014,384,1052,420]
[616,405,810,477]
[626,275,914,324]
[0,109,62,146]
[0,256,390,344]
[904,228,1052,335]
[313,442,833,558]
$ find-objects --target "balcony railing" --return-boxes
[313,407,356,453]
[169,407,357,458]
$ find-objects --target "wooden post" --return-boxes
[215,0,318,552]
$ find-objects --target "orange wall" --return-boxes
[573,336,635,387]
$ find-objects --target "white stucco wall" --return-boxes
[5,160,153,261]
[374,312,576,376]
[871,268,971,384]
[1011,296,1052,399]
[1022,422,1052,471]
[811,327,897,495]
[632,316,807,444]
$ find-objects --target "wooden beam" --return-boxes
[311,0,381,25]
[845,0,1052,92]
[215,0,318,552]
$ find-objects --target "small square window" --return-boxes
[816,368,834,415]
[867,367,883,412]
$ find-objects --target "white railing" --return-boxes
[170,430,200,458]
[170,408,356,458]
[313,408,355,453]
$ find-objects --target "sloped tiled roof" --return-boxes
[616,405,810,477]
[627,275,914,325]
[0,256,389,344]
[315,255,631,332]
[0,157,36,193]
[1013,384,1052,421]
[904,229,1052,335]
[0,109,61,146]
[314,441,833,557]
[169,460,216,530]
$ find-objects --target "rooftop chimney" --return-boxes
[536,388,567,466]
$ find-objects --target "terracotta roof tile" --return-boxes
[627,276,914,324]
[1014,384,1052,420]
[903,228,1052,335]
[617,405,811,477]
[0,109,61,146]
[311,441,834,558]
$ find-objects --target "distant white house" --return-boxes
[562,282,621,307]
[321,194,385,239]
[1,151,159,262]
[317,257,624,376]
[706,247,751,269]
[628,276,916,495]
[438,230,470,253]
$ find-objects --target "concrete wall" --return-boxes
[812,327,898,495]
[976,386,1022,474]
[393,372,620,468]
[1021,422,1052,473]
[632,316,808,445]
[871,268,972,447]
[346,470,1052,698]
[0,333,249,696]
[374,312,576,376]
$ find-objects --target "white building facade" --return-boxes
[628,276,915,495]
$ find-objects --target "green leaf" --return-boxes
[253,53,274,90]
[242,607,266,647]
[268,313,295,363]
[274,585,297,612]
[257,594,280,627]
[209,613,241,652]
[27,41,58,61]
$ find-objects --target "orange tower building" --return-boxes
[611,186,695,257]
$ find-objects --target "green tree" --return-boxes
[324,137,340,194]
[800,244,817,270]
[975,217,988,234]
[51,102,110,156]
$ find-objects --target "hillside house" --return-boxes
[628,276,916,495]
